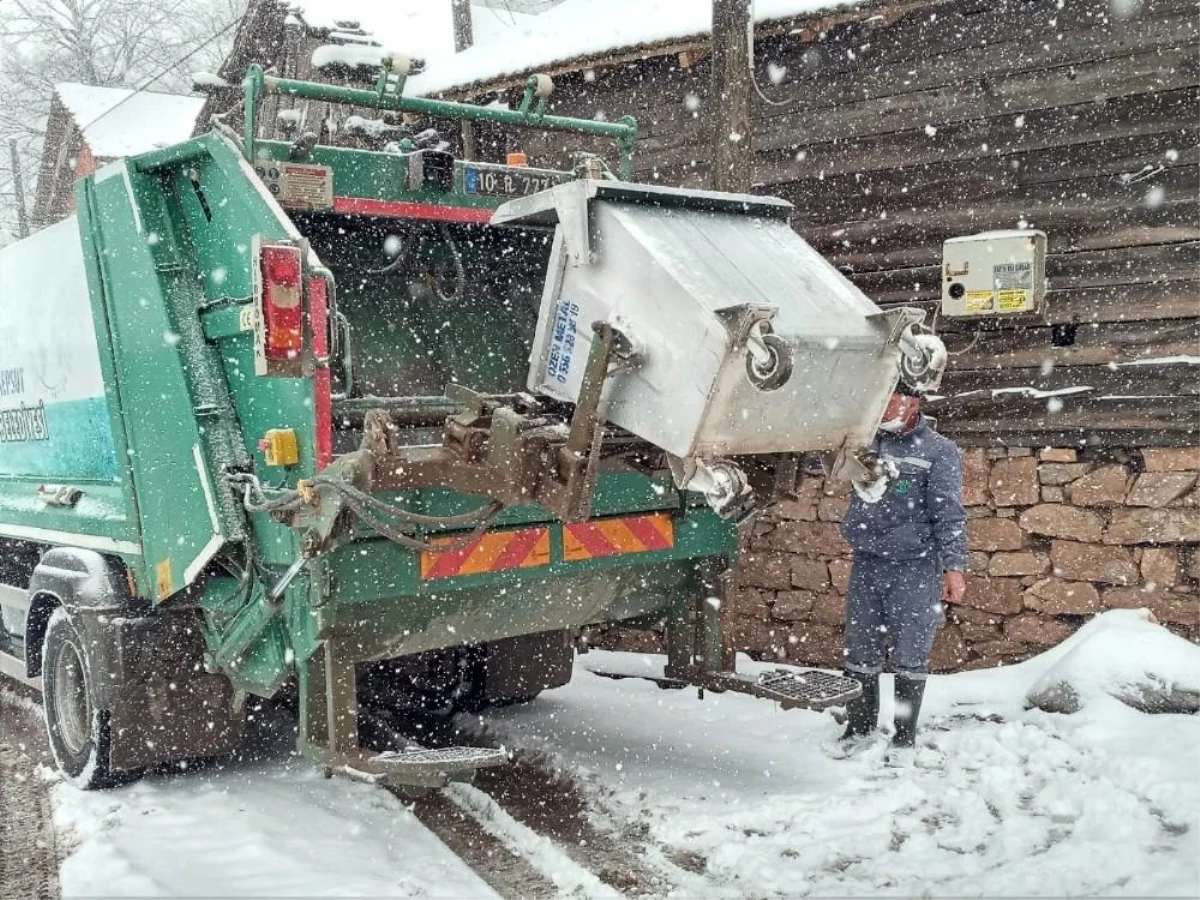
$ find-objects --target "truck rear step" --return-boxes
[332,746,509,790]
[736,669,862,711]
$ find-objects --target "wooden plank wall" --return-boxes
[503,0,1199,448]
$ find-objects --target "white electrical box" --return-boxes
[941,229,1046,317]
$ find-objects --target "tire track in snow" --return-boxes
[0,689,59,900]
[468,754,683,898]
[446,782,623,900]
[406,790,561,900]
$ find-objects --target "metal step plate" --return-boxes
[372,746,509,778]
[752,669,862,711]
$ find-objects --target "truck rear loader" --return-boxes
[0,63,944,790]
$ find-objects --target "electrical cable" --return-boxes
[746,0,798,108]
[433,223,465,303]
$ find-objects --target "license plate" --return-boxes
[462,163,563,198]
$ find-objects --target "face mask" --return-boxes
[878,417,906,433]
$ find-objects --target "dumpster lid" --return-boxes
[491,180,794,266]
[491,179,793,227]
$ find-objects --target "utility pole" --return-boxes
[451,0,474,52]
[9,141,29,239]
[451,0,478,161]
[710,0,754,193]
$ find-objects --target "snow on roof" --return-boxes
[54,83,206,159]
[290,1,537,74]
[407,0,866,96]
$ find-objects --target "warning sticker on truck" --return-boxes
[420,526,551,580]
[279,164,334,210]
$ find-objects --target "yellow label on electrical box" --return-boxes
[260,428,300,466]
[965,291,995,312]
[997,289,1029,311]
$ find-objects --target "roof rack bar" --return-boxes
[241,65,638,179]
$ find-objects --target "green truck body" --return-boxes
[0,68,887,789]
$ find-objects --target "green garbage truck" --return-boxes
[0,64,944,789]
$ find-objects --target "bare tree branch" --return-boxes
[0,0,248,243]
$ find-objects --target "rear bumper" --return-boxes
[314,507,736,661]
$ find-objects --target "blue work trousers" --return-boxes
[844,553,943,680]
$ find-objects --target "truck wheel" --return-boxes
[41,608,142,790]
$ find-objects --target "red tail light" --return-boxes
[306,273,333,471]
[260,244,303,360]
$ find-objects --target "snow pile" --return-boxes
[291,0,535,83]
[190,71,229,89]
[312,43,393,70]
[991,385,1093,400]
[1026,609,1200,714]
[407,0,863,95]
[476,615,1199,897]
[55,83,205,158]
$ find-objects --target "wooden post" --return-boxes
[451,0,478,161]
[451,0,474,52]
[710,0,754,193]
[9,141,29,239]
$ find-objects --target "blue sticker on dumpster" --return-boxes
[546,299,580,384]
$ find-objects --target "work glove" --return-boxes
[851,459,898,504]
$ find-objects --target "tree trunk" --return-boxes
[710,0,754,193]
[9,141,29,239]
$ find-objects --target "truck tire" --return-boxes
[41,608,142,790]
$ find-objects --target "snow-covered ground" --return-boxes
[48,611,1199,898]
[53,753,497,898]
[477,612,1200,898]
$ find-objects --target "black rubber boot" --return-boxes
[841,670,880,740]
[892,674,927,748]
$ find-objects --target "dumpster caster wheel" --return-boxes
[745,333,792,392]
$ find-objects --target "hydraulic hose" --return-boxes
[227,472,505,553]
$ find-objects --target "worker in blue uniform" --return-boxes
[833,383,967,763]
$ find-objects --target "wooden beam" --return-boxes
[710,0,754,192]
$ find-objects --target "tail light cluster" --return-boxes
[260,244,303,361]
[250,237,334,470]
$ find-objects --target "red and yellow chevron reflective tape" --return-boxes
[563,512,675,562]
[420,526,551,580]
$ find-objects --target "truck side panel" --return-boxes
[0,217,138,556]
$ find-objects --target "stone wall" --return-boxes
[595,446,1200,671]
